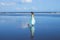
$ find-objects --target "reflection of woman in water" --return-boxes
[28,12,35,37]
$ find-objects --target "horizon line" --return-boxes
[0,12,60,13]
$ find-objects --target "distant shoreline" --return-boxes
[0,13,60,16]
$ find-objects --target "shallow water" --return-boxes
[0,16,60,40]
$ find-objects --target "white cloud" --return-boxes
[0,2,16,6]
[16,8,21,10]
[21,0,32,3]
[23,7,27,10]
[31,7,38,10]
[16,7,39,11]
[0,2,5,6]
[16,7,27,10]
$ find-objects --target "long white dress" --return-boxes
[29,15,35,36]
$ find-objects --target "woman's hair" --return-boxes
[31,12,34,15]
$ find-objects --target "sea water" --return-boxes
[0,14,60,40]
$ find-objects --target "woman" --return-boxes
[28,12,35,37]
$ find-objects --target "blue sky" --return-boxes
[0,0,60,12]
